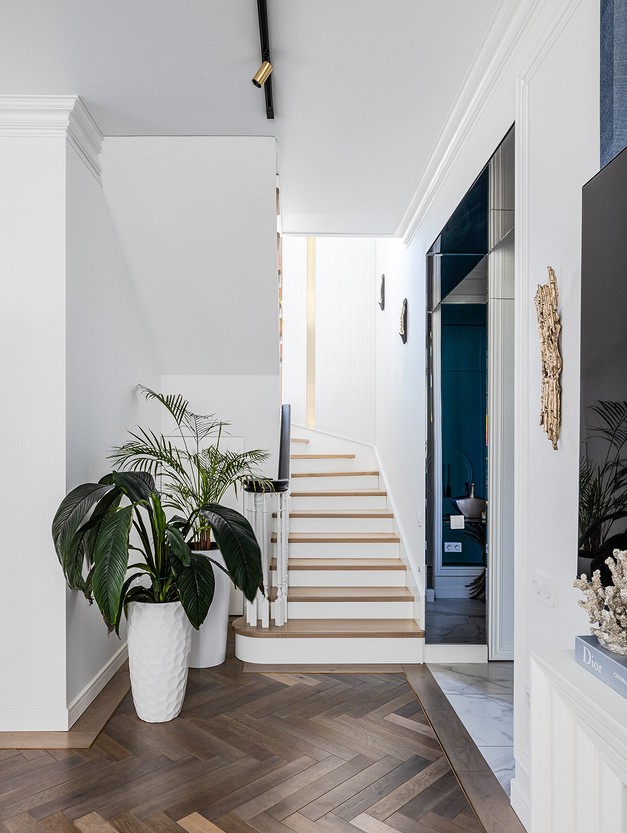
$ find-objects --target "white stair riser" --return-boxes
[283,541,400,558]
[287,600,414,619]
[290,434,377,470]
[272,569,406,587]
[290,457,356,473]
[286,516,395,534]
[235,635,425,664]
[291,474,380,491]
[290,495,388,510]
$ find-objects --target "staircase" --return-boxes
[233,430,425,665]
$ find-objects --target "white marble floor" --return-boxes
[427,661,515,795]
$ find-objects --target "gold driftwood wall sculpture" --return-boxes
[534,266,562,450]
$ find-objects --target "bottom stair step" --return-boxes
[232,617,425,664]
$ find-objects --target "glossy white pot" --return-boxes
[127,601,192,723]
[189,549,232,668]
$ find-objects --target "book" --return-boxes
[575,635,627,698]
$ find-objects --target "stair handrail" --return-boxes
[243,404,291,627]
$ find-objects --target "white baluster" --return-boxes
[244,491,258,626]
[259,491,270,628]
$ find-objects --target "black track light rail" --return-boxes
[256,0,274,119]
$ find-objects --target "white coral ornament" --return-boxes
[574,548,627,655]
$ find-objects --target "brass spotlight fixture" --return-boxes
[252,60,273,88]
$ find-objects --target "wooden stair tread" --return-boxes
[285,586,414,602]
[290,453,355,459]
[232,617,424,638]
[292,470,378,478]
[274,510,394,518]
[272,531,400,543]
[270,557,406,570]
[290,437,310,443]
[290,489,387,497]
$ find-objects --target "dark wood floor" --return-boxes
[0,642,521,833]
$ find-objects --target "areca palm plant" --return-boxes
[109,385,270,548]
[52,470,262,633]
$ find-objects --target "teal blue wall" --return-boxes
[441,304,487,567]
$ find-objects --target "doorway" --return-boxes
[426,127,515,660]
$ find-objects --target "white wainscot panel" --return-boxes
[531,650,627,833]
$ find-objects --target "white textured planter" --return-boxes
[127,601,192,723]
[189,549,232,668]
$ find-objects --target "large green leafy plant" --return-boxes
[579,400,627,560]
[110,386,269,548]
[52,470,262,633]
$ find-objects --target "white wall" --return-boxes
[374,237,427,582]
[101,137,279,377]
[0,133,69,730]
[315,239,376,445]
[282,237,308,426]
[373,1,599,826]
[65,143,160,711]
[282,237,377,445]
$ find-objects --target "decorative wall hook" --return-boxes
[535,266,562,450]
[399,298,408,343]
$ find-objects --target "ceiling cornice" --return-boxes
[0,95,103,183]
[395,0,544,245]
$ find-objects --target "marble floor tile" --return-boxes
[478,746,515,795]
[427,661,515,795]
[428,662,514,699]
[445,693,513,746]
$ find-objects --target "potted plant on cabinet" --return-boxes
[52,469,262,722]
[109,385,270,667]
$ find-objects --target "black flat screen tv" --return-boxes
[580,145,627,576]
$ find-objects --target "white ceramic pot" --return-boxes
[188,549,232,668]
[127,601,192,723]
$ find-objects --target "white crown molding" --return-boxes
[396,0,544,245]
[0,95,103,183]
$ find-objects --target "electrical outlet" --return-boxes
[444,542,462,553]
[532,572,556,606]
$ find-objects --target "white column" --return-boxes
[0,97,102,730]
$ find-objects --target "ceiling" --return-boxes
[0,0,502,235]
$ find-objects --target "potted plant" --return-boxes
[52,470,262,722]
[109,385,270,666]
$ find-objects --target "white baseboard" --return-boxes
[425,644,488,663]
[0,706,71,732]
[510,777,531,831]
[67,642,128,728]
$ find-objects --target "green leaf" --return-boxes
[52,483,113,589]
[52,483,111,556]
[174,551,215,628]
[111,471,155,503]
[199,504,262,601]
[166,527,192,567]
[92,505,134,630]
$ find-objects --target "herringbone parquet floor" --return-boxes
[0,649,485,833]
